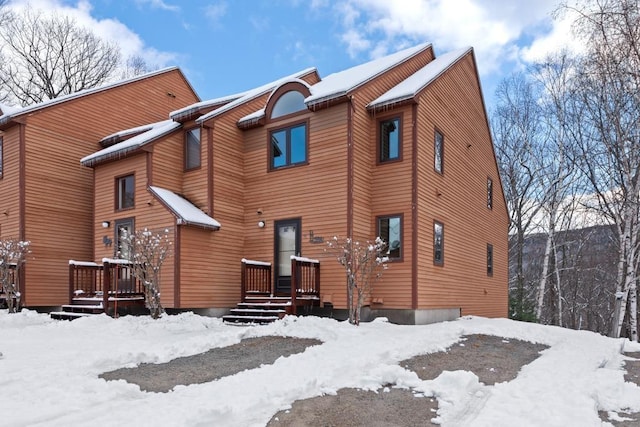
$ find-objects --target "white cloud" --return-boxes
[204,2,227,27]
[5,0,180,71]
[331,0,580,77]
[134,0,180,13]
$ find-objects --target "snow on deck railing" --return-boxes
[101,258,132,265]
[69,260,100,267]
[241,258,271,266]
[290,255,319,264]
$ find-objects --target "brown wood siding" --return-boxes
[0,128,21,238]
[182,124,209,213]
[242,104,350,307]
[178,227,219,307]
[93,153,177,307]
[150,132,184,191]
[369,106,415,308]
[17,69,197,306]
[337,50,435,310]
[415,53,508,317]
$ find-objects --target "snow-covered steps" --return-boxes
[50,311,95,320]
[223,296,292,325]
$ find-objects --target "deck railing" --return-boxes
[68,259,144,315]
[290,256,320,315]
[241,259,272,301]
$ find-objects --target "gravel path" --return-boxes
[268,334,548,426]
[100,336,322,393]
[100,333,640,426]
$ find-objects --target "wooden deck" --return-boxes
[223,257,321,324]
[50,260,146,320]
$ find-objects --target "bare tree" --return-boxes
[0,6,121,106]
[0,239,30,313]
[492,73,545,322]
[123,228,171,319]
[567,0,640,341]
[530,52,585,326]
[326,236,388,325]
[120,54,155,80]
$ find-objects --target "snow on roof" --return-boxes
[169,92,246,120]
[81,120,181,166]
[100,122,161,144]
[237,108,266,126]
[196,67,317,124]
[0,102,21,117]
[368,47,472,111]
[305,43,432,107]
[149,186,221,230]
[0,67,182,127]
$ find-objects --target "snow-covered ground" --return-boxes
[1,310,639,427]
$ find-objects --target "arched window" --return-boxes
[271,90,306,119]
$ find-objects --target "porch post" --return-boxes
[102,260,110,316]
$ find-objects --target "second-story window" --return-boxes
[379,117,400,163]
[487,177,493,209]
[270,123,307,169]
[116,174,134,210]
[434,129,444,174]
[185,128,201,170]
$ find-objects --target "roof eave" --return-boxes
[367,96,416,114]
[176,218,220,231]
[306,93,350,111]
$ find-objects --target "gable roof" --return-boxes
[367,47,472,112]
[0,67,191,127]
[305,42,432,108]
[195,67,317,124]
[81,120,181,167]
[170,92,246,122]
[149,186,221,230]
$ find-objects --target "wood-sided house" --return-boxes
[77,42,509,324]
[0,68,200,308]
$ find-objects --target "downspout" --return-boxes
[206,123,214,216]
[18,122,26,304]
[347,97,354,238]
[174,223,181,308]
[411,103,418,310]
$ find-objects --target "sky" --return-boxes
[1,310,639,426]
[3,0,584,110]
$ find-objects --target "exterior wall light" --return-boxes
[258,220,266,228]
[102,221,110,228]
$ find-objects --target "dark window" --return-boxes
[0,136,3,179]
[487,244,494,276]
[434,221,444,265]
[185,128,201,170]
[487,177,493,209]
[116,175,134,210]
[379,117,400,162]
[434,130,444,174]
[378,215,402,260]
[270,123,307,169]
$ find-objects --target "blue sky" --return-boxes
[5,0,580,109]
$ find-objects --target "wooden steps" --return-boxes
[223,296,291,325]
[50,294,146,320]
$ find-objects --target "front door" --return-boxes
[114,218,134,292]
[274,218,301,294]
[114,218,134,259]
